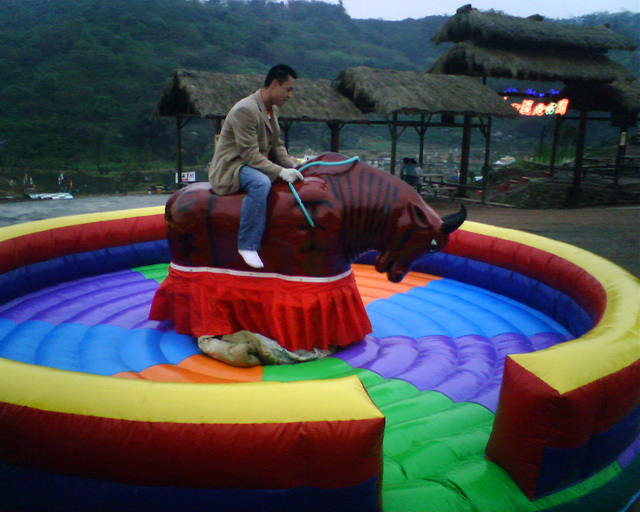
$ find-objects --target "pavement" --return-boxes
[435,200,639,277]
[0,194,169,226]
[1,193,638,277]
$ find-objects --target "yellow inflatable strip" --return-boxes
[0,360,383,424]
[462,221,640,394]
[0,207,164,242]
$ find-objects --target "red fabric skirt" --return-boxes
[149,264,372,352]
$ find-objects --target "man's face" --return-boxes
[270,77,295,108]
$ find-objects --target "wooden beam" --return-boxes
[176,118,184,174]
[280,121,293,151]
[389,113,398,175]
[176,117,193,175]
[480,116,492,204]
[367,119,483,128]
[328,122,345,152]
[614,128,628,188]
[568,109,588,207]
[549,116,563,178]
[458,114,472,197]
[414,114,431,166]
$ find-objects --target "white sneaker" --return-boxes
[238,249,264,268]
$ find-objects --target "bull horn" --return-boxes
[441,205,467,234]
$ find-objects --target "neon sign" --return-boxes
[505,97,570,116]
[502,87,561,98]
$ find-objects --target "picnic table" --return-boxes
[400,164,457,202]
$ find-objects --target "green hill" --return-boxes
[0,0,637,174]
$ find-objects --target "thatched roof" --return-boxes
[154,69,366,123]
[433,4,637,52]
[561,79,640,113]
[429,41,634,83]
[154,70,261,118]
[281,77,367,122]
[333,67,518,118]
[604,79,640,112]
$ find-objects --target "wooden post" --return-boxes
[549,116,562,178]
[176,117,193,176]
[280,121,293,151]
[328,122,344,152]
[418,114,427,166]
[480,116,492,204]
[458,114,472,197]
[390,112,398,175]
[614,127,628,188]
[176,117,183,174]
[212,118,222,135]
[568,110,588,207]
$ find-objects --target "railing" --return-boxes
[402,172,482,201]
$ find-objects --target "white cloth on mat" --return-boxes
[198,330,335,367]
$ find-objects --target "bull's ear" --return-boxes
[410,203,431,229]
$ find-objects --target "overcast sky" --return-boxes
[324,0,638,21]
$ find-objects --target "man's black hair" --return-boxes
[264,64,297,88]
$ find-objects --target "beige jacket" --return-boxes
[208,90,294,195]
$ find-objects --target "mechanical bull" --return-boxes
[150,153,466,352]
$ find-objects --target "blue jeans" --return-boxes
[238,165,272,251]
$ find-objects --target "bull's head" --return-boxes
[375,204,466,283]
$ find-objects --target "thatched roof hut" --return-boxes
[281,76,367,122]
[561,78,640,113]
[429,6,638,206]
[154,69,366,123]
[601,79,640,112]
[429,41,634,82]
[333,67,518,118]
[432,4,636,52]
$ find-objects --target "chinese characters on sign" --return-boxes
[501,88,570,116]
[506,98,570,116]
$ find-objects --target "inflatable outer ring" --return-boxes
[0,207,638,504]
[439,221,639,499]
[0,208,386,511]
[457,223,639,499]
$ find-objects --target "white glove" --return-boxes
[279,168,304,183]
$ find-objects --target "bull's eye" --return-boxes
[429,239,439,253]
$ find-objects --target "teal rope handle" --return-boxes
[297,156,360,174]
[288,184,315,227]
[288,156,360,228]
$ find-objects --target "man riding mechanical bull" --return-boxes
[149,64,466,367]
